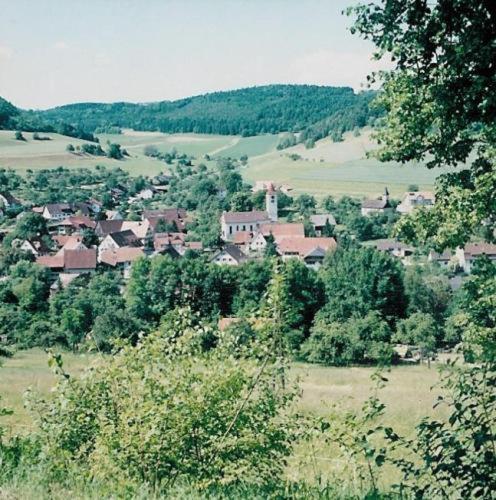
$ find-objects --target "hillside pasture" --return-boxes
[0,130,234,176]
[243,129,458,198]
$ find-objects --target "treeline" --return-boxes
[2,85,381,142]
[0,96,98,142]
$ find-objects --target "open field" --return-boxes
[1,349,444,437]
[243,129,459,198]
[0,128,458,198]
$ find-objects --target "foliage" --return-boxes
[394,312,438,359]
[302,311,393,366]
[28,287,299,491]
[318,247,406,324]
[384,361,496,498]
[349,0,496,249]
[28,85,380,143]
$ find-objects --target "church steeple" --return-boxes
[265,182,278,222]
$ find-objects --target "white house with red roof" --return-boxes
[221,184,278,240]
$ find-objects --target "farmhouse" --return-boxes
[14,238,51,256]
[277,237,337,268]
[95,219,124,237]
[310,214,336,236]
[54,216,96,235]
[98,230,141,254]
[37,247,97,275]
[373,239,415,261]
[455,243,496,274]
[248,223,305,254]
[221,184,278,240]
[428,249,453,269]
[211,244,248,266]
[397,191,435,215]
[361,188,393,216]
[99,247,145,278]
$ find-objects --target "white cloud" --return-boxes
[290,48,392,90]
[0,45,13,60]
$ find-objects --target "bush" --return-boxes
[30,310,298,490]
[302,312,393,366]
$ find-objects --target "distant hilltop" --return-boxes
[0,84,383,144]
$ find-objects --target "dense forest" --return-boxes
[0,85,381,142]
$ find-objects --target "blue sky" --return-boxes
[0,0,385,109]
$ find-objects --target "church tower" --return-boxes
[266,183,278,222]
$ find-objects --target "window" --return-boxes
[229,226,232,234]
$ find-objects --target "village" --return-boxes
[1,176,494,293]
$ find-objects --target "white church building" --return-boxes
[221,184,278,241]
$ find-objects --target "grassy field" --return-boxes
[0,349,448,494]
[0,127,457,198]
[1,349,444,437]
[0,130,235,177]
[243,129,458,198]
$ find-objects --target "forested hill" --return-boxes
[1,85,382,141]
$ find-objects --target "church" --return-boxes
[220,184,278,241]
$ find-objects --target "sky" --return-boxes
[0,0,387,109]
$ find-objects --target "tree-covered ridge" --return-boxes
[2,85,381,140]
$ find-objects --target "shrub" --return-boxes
[29,309,298,490]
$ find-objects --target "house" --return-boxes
[52,234,85,250]
[121,220,151,241]
[98,230,141,254]
[310,214,336,236]
[54,216,96,235]
[248,223,305,254]
[37,247,97,275]
[428,249,453,269]
[277,237,337,268]
[0,192,20,208]
[153,232,185,251]
[397,191,435,215]
[232,231,254,252]
[211,244,249,266]
[95,219,124,237]
[87,199,103,214]
[136,188,155,200]
[99,247,145,278]
[455,243,496,274]
[15,238,51,256]
[373,239,415,261]
[361,188,393,216]
[143,208,188,232]
[63,248,97,274]
[221,185,278,240]
[42,203,74,221]
[105,210,123,220]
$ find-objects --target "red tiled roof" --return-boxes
[464,242,496,258]
[99,247,144,266]
[277,237,337,258]
[36,254,64,269]
[64,248,97,270]
[233,231,253,244]
[259,223,305,239]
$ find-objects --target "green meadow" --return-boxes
[0,128,457,198]
[1,349,444,438]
